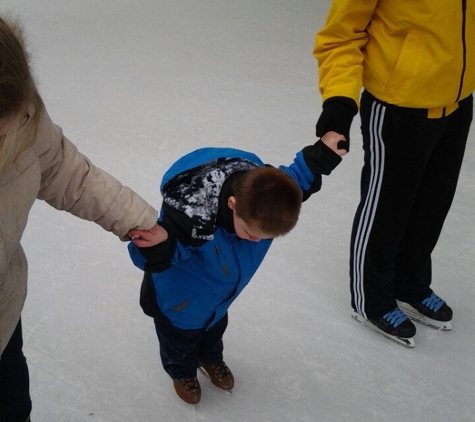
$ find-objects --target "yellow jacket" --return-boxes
[314,0,475,117]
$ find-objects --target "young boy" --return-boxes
[128,133,345,404]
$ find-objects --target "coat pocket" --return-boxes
[215,245,230,277]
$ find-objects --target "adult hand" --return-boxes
[127,223,168,247]
[321,131,348,157]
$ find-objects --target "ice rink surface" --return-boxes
[1,1,474,421]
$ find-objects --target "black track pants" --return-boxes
[350,91,473,319]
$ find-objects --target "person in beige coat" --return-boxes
[0,16,159,422]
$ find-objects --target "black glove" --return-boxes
[316,96,358,152]
[299,140,343,201]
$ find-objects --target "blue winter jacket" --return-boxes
[129,144,340,330]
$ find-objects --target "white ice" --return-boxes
[1,1,474,421]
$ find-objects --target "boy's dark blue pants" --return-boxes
[153,309,228,380]
[0,319,32,422]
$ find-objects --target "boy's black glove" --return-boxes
[316,96,358,152]
[300,139,343,201]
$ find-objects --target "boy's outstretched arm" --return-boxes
[280,132,345,202]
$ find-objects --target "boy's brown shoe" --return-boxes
[173,377,201,404]
[200,361,234,390]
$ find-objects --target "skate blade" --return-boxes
[398,302,452,331]
[351,312,415,348]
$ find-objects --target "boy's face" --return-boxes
[228,196,272,242]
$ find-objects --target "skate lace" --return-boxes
[421,293,444,312]
[210,362,231,380]
[180,377,200,391]
[383,308,408,327]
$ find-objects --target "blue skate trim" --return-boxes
[421,293,445,312]
[383,308,408,328]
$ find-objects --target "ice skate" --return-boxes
[352,307,416,348]
[173,377,201,404]
[399,292,452,331]
[199,361,234,390]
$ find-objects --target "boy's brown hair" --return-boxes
[232,166,302,237]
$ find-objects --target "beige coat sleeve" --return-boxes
[34,110,158,239]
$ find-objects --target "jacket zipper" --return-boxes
[215,245,230,277]
[456,0,468,102]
